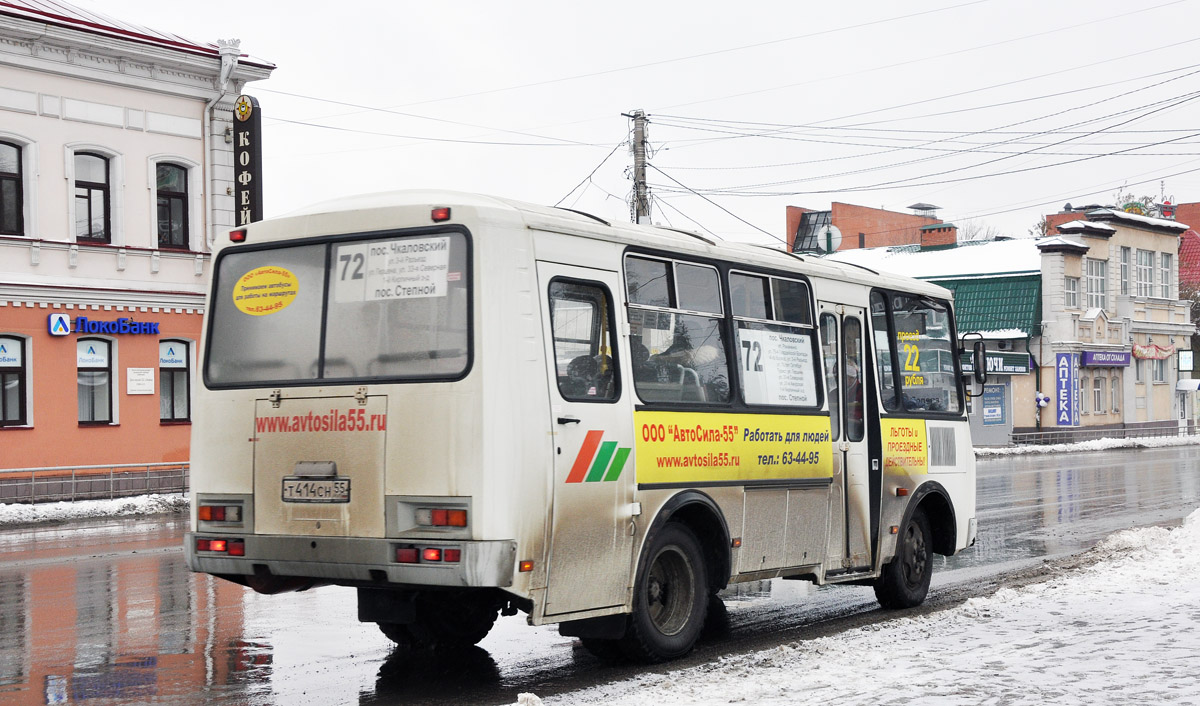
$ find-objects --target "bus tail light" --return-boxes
[230,229,247,243]
[422,548,442,562]
[415,507,468,527]
[431,207,451,222]
[396,547,419,563]
[198,504,242,522]
[443,549,461,563]
[196,537,242,553]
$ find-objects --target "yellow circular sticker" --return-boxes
[233,266,299,316]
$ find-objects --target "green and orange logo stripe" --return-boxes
[566,430,631,483]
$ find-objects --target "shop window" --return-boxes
[159,340,190,422]
[77,338,112,424]
[74,153,110,243]
[1093,376,1105,413]
[0,335,27,426]
[156,163,189,250]
[0,141,22,236]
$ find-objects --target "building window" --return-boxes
[74,153,110,243]
[1153,358,1166,383]
[1086,259,1106,309]
[1065,277,1079,308]
[1094,375,1105,413]
[1160,253,1173,299]
[1135,358,1144,383]
[1080,376,1089,414]
[0,141,22,236]
[1112,371,1121,412]
[159,340,190,422]
[1120,247,1130,296]
[0,335,27,426]
[156,163,188,250]
[77,338,112,423]
[1136,249,1155,297]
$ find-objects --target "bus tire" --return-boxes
[620,522,708,662]
[874,507,933,609]
[377,592,500,650]
[580,637,626,662]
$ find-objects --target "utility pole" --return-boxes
[623,109,651,224]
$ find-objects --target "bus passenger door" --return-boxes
[819,303,872,572]
[537,263,636,617]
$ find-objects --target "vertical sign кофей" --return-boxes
[233,94,263,226]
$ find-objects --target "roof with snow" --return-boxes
[825,237,1041,279]
[1086,208,1188,233]
[1056,219,1116,234]
[0,0,274,67]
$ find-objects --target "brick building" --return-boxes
[0,1,272,483]
[786,202,956,252]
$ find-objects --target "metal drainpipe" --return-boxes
[203,41,241,249]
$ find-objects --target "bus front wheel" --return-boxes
[874,507,933,609]
[621,522,708,662]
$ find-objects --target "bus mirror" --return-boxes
[973,341,987,385]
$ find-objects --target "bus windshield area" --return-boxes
[871,291,962,415]
[205,231,470,386]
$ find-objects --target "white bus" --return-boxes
[186,191,981,662]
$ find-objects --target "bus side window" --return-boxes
[549,280,619,402]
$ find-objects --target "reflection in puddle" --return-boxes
[369,646,500,703]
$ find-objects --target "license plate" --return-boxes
[282,477,350,503]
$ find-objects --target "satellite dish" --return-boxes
[816,224,842,253]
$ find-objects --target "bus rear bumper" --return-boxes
[185,532,517,589]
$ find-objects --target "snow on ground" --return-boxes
[517,508,1200,706]
[975,434,1200,456]
[0,492,187,527]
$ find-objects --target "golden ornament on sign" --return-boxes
[234,95,253,122]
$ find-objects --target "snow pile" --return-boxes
[977,434,1200,456]
[0,493,188,527]
[523,508,1200,705]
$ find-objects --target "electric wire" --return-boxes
[555,140,628,206]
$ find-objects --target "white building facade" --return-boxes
[0,1,272,478]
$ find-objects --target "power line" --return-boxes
[266,116,605,148]
[555,140,628,206]
[648,165,781,243]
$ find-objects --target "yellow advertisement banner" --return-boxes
[881,418,927,475]
[634,411,833,485]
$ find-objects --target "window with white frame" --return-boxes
[1065,277,1080,308]
[1160,253,1173,299]
[159,340,190,422]
[156,164,189,250]
[1112,370,1121,412]
[1086,258,1107,309]
[0,141,22,236]
[1079,376,1088,414]
[77,338,112,423]
[1153,357,1166,383]
[1135,357,1144,383]
[74,153,110,243]
[1093,375,1105,413]
[0,335,27,426]
[1136,250,1155,297]
[1120,247,1130,296]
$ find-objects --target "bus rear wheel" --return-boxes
[377,591,500,651]
[620,522,708,662]
[874,507,933,609]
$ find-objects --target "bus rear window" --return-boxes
[206,231,470,386]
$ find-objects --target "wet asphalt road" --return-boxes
[1,445,1199,705]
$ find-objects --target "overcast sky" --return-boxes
[79,0,1200,246]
